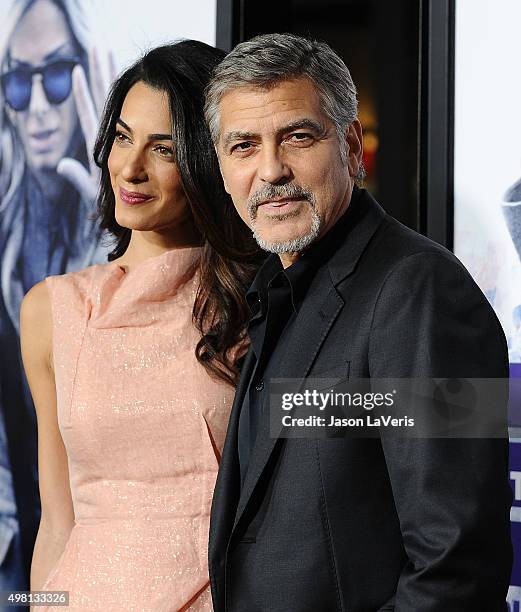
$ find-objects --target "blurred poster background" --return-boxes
[0,0,216,598]
[454,0,521,366]
[453,1,521,609]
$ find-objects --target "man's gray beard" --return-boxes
[247,183,321,254]
[252,205,321,254]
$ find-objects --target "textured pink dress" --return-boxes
[41,247,233,611]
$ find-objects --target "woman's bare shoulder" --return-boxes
[20,281,53,375]
[20,280,52,329]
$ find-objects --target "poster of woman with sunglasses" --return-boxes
[0,0,217,599]
[0,0,111,595]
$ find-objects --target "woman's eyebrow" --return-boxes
[147,133,172,141]
[117,118,133,133]
[9,42,75,68]
[44,42,76,62]
[116,118,172,141]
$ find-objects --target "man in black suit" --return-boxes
[204,33,512,611]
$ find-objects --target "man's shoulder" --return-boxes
[346,208,476,297]
[328,189,465,284]
[373,215,459,269]
[360,215,490,313]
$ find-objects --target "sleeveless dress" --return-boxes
[41,247,233,611]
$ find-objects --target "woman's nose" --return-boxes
[121,148,148,183]
[28,74,50,115]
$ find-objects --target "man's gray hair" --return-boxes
[204,33,363,174]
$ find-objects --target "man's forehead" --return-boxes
[218,78,324,132]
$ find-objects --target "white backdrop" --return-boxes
[89,0,216,71]
[454,0,521,362]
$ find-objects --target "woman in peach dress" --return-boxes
[19,41,260,611]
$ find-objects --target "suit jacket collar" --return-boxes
[324,186,387,285]
[246,186,386,303]
[210,187,387,561]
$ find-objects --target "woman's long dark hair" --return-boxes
[94,41,262,386]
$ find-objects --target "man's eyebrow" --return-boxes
[278,119,325,134]
[116,119,172,141]
[222,119,326,150]
[222,131,257,150]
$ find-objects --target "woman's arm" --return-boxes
[20,280,75,590]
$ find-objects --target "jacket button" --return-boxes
[255,380,264,391]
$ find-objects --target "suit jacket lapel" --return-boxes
[234,272,344,528]
[222,188,388,538]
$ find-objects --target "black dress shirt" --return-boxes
[237,188,364,485]
[237,255,307,485]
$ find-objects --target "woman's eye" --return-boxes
[155,145,174,157]
[115,131,130,143]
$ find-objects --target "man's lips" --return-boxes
[119,187,154,205]
[257,197,306,213]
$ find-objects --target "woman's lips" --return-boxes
[119,187,154,205]
[29,128,59,153]
[30,129,57,140]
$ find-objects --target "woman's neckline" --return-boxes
[110,245,203,275]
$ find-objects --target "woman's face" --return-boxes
[108,81,192,234]
[6,0,79,172]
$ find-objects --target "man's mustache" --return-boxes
[247,183,314,219]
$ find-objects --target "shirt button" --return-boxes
[255,381,264,392]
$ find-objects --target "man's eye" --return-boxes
[232,142,252,153]
[288,133,312,142]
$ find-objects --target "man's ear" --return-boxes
[345,119,363,177]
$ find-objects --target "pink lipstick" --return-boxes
[119,187,154,205]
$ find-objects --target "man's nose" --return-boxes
[121,148,148,183]
[28,74,50,115]
[257,145,291,184]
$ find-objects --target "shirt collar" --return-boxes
[246,186,364,319]
[246,255,283,320]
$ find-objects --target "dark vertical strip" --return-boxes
[216,0,240,52]
[374,0,420,230]
[418,0,455,249]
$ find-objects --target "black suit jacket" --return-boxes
[209,190,512,612]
